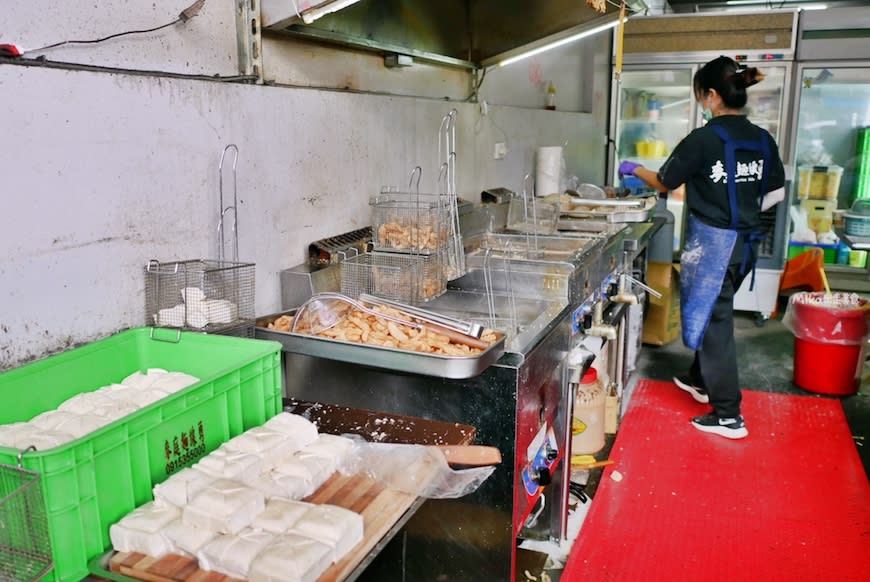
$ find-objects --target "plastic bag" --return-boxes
[789,206,817,243]
[339,440,495,499]
[781,292,870,346]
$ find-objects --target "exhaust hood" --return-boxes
[261,0,627,69]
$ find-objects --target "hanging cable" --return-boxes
[22,0,206,55]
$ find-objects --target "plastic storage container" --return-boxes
[797,165,843,201]
[572,368,605,455]
[845,199,870,237]
[0,328,282,582]
[783,292,870,395]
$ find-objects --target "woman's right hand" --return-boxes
[618,160,642,177]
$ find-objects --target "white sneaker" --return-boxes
[673,376,710,404]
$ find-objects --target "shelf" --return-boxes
[619,118,690,125]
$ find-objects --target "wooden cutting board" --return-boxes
[109,471,418,582]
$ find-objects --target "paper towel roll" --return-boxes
[536,146,564,197]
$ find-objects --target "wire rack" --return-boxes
[340,251,446,304]
[0,464,53,582]
[370,192,451,254]
[145,259,256,338]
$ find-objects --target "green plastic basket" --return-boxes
[0,328,282,582]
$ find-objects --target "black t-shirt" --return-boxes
[657,115,785,232]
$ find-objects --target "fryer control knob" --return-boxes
[545,447,558,462]
[582,314,593,330]
[535,466,552,486]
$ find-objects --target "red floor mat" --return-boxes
[563,380,870,581]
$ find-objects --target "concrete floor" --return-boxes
[634,310,870,478]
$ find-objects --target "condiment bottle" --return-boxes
[545,82,557,111]
[572,367,605,455]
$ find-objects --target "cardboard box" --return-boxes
[642,261,681,346]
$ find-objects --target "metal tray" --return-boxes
[560,195,656,223]
[255,311,506,379]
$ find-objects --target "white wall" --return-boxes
[0,1,610,369]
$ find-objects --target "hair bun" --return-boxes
[740,67,765,88]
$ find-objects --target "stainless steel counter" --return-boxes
[257,210,661,582]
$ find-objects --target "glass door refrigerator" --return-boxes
[787,7,870,293]
[610,10,798,324]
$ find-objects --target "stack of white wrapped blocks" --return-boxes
[0,368,199,450]
[110,412,364,582]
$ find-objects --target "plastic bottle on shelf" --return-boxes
[572,367,605,455]
[647,95,662,121]
[545,82,557,111]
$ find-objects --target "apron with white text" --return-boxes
[680,124,771,350]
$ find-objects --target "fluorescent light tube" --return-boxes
[498,19,622,67]
[300,0,364,25]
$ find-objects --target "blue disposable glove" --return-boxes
[618,160,642,177]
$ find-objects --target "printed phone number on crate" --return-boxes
[165,443,207,475]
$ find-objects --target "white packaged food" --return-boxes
[288,504,364,562]
[294,453,335,491]
[89,400,139,422]
[264,413,319,449]
[194,446,265,481]
[203,299,239,324]
[162,518,218,557]
[153,467,215,508]
[102,386,168,408]
[181,287,205,304]
[150,371,200,394]
[0,422,33,448]
[29,410,78,431]
[224,426,296,468]
[109,501,181,558]
[182,479,265,534]
[301,434,355,468]
[197,528,274,579]
[251,498,313,534]
[248,533,333,582]
[58,391,115,414]
[248,470,315,501]
[155,305,185,327]
[53,414,109,438]
[11,426,75,450]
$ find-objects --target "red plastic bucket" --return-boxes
[790,293,869,396]
[794,338,866,395]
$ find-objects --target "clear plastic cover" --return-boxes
[782,292,870,346]
[339,439,495,499]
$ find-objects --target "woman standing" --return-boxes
[620,56,786,440]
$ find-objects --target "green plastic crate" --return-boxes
[787,241,838,264]
[0,328,282,582]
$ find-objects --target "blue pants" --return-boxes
[687,264,747,418]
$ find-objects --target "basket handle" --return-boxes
[17,444,37,468]
[149,327,182,343]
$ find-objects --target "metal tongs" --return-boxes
[293,292,489,349]
[360,293,484,339]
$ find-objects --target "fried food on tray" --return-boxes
[287,304,498,356]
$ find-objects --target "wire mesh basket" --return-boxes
[370,192,451,254]
[340,251,446,303]
[0,464,53,582]
[145,259,256,338]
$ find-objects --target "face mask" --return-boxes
[702,108,713,122]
